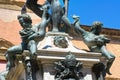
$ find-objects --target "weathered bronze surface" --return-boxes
[54,52,84,80]
[72,15,115,75]
[2,0,115,80]
[5,5,50,71]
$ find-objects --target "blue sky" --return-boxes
[61,0,120,30]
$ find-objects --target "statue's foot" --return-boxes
[106,69,112,75]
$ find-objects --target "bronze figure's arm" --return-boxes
[29,6,50,41]
[26,0,50,18]
[72,15,87,35]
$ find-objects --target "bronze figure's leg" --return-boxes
[28,40,37,59]
[101,46,115,75]
[51,0,63,32]
[6,44,23,70]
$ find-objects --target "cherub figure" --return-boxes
[54,52,84,80]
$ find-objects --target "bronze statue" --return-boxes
[72,15,115,75]
[25,0,71,32]
[5,6,50,71]
[54,36,68,48]
[54,52,84,80]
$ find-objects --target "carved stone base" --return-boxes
[6,32,106,80]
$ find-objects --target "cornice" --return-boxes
[81,25,120,40]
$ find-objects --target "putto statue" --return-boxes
[72,15,115,75]
[54,52,84,80]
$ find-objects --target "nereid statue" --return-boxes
[5,5,50,71]
[72,15,115,75]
